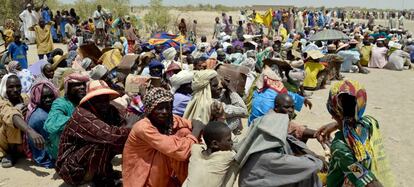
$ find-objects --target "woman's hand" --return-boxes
[314,122,340,149]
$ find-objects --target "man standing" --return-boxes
[93,5,105,46]
[29,20,54,60]
[19,4,37,44]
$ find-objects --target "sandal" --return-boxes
[1,155,14,168]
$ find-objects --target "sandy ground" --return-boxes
[1,11,414,187]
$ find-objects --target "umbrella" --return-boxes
[309,29,350,41]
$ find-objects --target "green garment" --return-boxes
[43,97,75,159]
[256,48,272,69]
[327,116,376,187]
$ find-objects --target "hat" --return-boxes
[89,65,108,80]
[166,62,181,73]
[305,50,324,60]
[170,70,194,93]
[52,53,68,70]
[162,47,177,61]
[389,42,402,49]
[148,59,164,69]
[349,39,359,45]
[79,80,120,105]
[143,87,173,115]
[80,58,93,70]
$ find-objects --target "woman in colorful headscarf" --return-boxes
[26,80,59,168]
[325,80,393,187]
[122,87,204,187]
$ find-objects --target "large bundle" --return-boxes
[215,64,249,96]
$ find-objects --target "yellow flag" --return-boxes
[253,9,273,28]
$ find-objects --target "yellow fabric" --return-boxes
[4,29,14,44]
[182,144,237,187]
[34,25,54,55]
[183,70,217,124]
[278,26,288,42]
[253,9,273,28]
[360,45,372,66]
[303,62,325,88]
[88,22,95,33]
[369,117,395,187]
[0,95,28,157]
[99,49,123,71]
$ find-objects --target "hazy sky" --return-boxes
[135,0,413,10]
[61,0,414,10]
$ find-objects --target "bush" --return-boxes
[143,0,172,34]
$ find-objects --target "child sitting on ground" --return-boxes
[182,121,237,187]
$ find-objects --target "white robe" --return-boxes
[19,9,37,43]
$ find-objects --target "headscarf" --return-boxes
[256,66,287,94]
[327,80,372,163]
[148,59,164,69]
[240,57,256,71]
[17,69,35,94]
[79,58,92,70]
[143,87,173,115]
[63,73,89,96]
[183,70,217,124]
[7,61,20,74]
[26,80,59,120]
[162,47,177,61]
[0,73,17,99]
[170,70,194,93]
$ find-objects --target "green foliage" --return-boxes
[143,0,172,34]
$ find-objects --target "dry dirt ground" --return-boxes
[0,10,413,187]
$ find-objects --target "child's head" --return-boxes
[13,32,21,43]
[203,121,233,152]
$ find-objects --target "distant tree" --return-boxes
[143,0,171,34]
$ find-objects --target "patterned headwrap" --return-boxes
[26,80,59,120]
[327,80,372,163]
[143,87,173,115]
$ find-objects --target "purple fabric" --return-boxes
[172,93,191,117]
[29,60,48,76]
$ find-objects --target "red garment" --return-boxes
[122,115,197,187]
[56,106,130,185]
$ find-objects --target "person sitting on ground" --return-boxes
[359,39,373,67]
[122,87,204,187]
[322,80,392,187]
[0,74,45,168]
[303,50,328,90]
[170,70,194,117]
[236,94,324,187]
[43,73,89,159]
[26,80,59,168]
[385,42,412,71]
[182,121,237,187]
[368,39,388,69]
[56,80,135,186]
[36,63,54,81]
[248,65,312,124]
[321,44,344,81]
